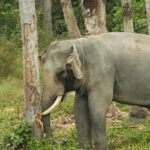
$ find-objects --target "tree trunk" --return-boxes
[146,0,150,34]
[44,0,52,34]
[60,0,81,38]
[19,0,43,139]
[121,0,134,32]
[81,0,107,35]
[129,106,149,120]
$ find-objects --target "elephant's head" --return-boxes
[39,41,83,115]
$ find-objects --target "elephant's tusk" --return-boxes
[42,96,62,115]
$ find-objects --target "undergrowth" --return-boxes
[1,78,150,149]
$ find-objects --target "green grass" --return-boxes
[115,102,130,112]
[1,78,150,149]
[107,121,150,150]
[0,77,24,143]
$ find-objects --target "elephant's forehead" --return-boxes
[47,50,68,63]
[43,60,63,73]
[49,40,72,52]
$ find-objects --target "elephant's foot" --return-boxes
[94,144,107,150]
[78,144,92,150]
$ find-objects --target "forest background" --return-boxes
[0,0,148,78]
[1,0,150,149]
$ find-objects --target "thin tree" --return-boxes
[60,0,81,38]
[146,0,150,34]
[121,0,149,119]
[81,0,107,35]
[44,0,52,34]
[19,0,43,139]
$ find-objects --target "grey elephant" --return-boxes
[39,32,150,150]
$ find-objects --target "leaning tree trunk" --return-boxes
[121,0,149,120]
[19,0,43,139]
[60,0,81,38]
[81,0,107,35]
[44,0,52,35]
[146,0,150,34]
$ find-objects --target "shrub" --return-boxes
[0,38,22,78]
[2,119,32,149]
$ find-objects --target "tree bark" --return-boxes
[121,0,134,32]
[81,0,107,35]
[19,0,43,139]
[146,0,150,34]
[44,0,52,34]
[60,0,81,38]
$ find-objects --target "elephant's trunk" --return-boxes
[42,96,62,115]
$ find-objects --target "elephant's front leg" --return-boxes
[88,87,113,150]
[74,93,92,149]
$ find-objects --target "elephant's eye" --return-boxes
[56,70,65,80]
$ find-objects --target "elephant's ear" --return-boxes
[39,49,47,69]
[67,45,83,79]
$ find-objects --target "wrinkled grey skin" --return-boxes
[40,32,150,150]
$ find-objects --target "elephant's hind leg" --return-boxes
[74,93,92,149]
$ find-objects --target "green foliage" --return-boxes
[2,119,42,150]
[72,0,85,35]
[52,0,68,35]
[106,0,148,34]
[58,94,74,114]
[132,0,148,34]
[106,0,124,32]
[0,0,21,44]
[0,38,22,78]
[2,119,31,149]
[116,102,129,112]
[52,0,84,36]
[10,120,31,148]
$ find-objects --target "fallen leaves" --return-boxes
[107,111,128,123]
[129,125,146,130]
[112,137,128,143]
[110,125,146,130]
[51,115,75,131]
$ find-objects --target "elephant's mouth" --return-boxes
[42,96,63,115]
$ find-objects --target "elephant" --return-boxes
[39,32,150,150]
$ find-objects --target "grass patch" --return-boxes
[107,121,150,149]
[116,102,130,112]
[0,77,24,143]
[1,78,150,149]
